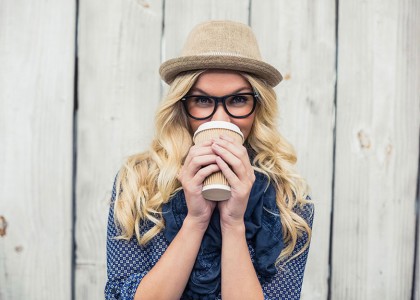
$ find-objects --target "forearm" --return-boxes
[135,216,206,300]
[221,223,264,300]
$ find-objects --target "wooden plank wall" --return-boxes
[332,0,419,299]
[76,0,163,298]
[251,2,336,298]
[0,1,419,299]
[0,1,75,300]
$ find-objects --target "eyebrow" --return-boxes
[189,87,252,95]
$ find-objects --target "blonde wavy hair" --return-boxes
[114,70,312,262]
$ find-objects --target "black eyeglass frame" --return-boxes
[180,92,259,120]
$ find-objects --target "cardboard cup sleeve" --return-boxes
[193,121,244,201]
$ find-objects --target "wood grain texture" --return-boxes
[332,0,420,299]
[0,1,75,300]
[251,1,336,299]
[76,0,163,298]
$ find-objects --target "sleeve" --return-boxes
[104,177,159,300]
[261,203,315,300]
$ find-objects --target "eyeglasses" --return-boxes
[181,92,258,120]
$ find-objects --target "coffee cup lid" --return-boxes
[193,121,244,141]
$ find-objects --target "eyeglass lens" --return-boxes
[184,93,255,119]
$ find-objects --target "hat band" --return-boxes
[187,51,248,58]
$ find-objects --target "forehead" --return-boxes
[191,70,252,94]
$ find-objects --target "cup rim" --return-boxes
[193,121,244,142]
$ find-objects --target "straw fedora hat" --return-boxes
[159,20,282,87]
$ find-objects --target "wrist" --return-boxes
[183,214,211,233]
[220,220,246,236]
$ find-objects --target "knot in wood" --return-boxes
[0,215,7,237]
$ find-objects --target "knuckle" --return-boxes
[189,145,199,155]
[195,169,210,182]
[190,156,201,165]
[250,173,256,183]
[231,160,241,169]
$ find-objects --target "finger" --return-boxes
[187,154,219,174]
[183,140,214,169]
[215,156,241,187]
[192,163,220,185]
[180,153,219,183]
[214,136,250,167]
[211,143,249,180]
[182,163,221,194]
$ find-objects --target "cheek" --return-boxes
[233,116,255,140]
[188,119,203,134]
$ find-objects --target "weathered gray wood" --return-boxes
[0,1,75,300]
[251,2,336,299]
[332,0,420,299]
[76,0,163,298]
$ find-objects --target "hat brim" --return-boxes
[159,55,283,87]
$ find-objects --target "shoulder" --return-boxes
[293,197,314,228]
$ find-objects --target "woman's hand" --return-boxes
[211,135,255,230]
[178,140,218,229]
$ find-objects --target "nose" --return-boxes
[210,103,231,122]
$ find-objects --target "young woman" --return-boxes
[105,20,313,300]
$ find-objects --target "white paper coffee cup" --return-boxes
[193,121,244,201]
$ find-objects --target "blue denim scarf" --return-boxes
[162,171,283,299]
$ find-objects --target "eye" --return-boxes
[228,94,250,106]
[191,96,214,107]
